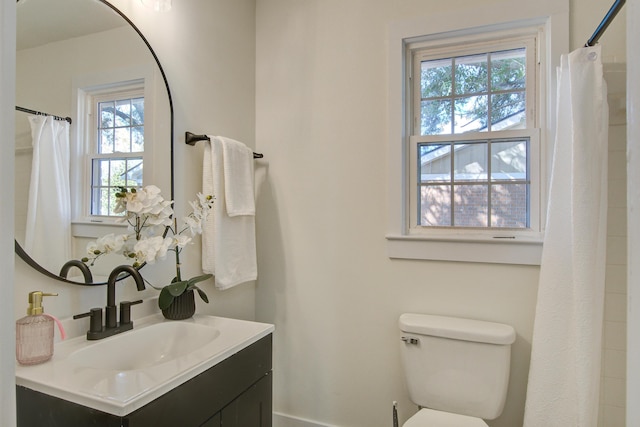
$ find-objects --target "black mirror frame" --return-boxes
[14,0,174,286]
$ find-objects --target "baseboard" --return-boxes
[273,412,338,427]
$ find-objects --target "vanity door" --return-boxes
[219,373,272,427]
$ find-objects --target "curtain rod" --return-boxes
[586,0,626,47]
[15,106,72,124]
[185,132,264,158]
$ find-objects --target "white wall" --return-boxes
[1,0,16,424]
[600,64,627,427]
[626,0,640,425]
[254,1,627,426]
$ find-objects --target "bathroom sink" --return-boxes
[66,321,221,371]
[15,313,274,416]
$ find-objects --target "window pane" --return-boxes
[453,184,488,227]
[115,99,131,126]
[125,159,143,187]
[454,95,487,133]
[132,126,144,152]
[454,142,487,181]
[115,128,131,152]
[98,160,110,185]
[491,49,526,91]
[99,188,109,216]
[100,129,114,153]
[491,139,528,180]
[110,160,127,187]
[420,185,451,226]
[421,58,452,98]
[131,97,144,125]
[100,101,114,128]
[491,92,526,130]
[455,54,488,95]
[420,144,451,182]
[421,99,452,135]
[491,184,528,228]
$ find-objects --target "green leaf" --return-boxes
[196,288,209,304]
[158,287,175,310]
[186,274,213,286]
[166,281,188,296]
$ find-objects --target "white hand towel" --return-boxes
[202,136,257,290]
[221,137,255,216]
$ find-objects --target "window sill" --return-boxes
[385,233,542,265]
[71,220,127,239]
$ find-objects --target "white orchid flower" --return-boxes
[172,234,192,249]
[83,187,216,293]
[132,235,171,264]
[86,233,125,255]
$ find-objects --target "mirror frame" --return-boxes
[15,0,174,286]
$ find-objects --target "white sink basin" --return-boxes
[67,321,221,371]
[15,313,274,417]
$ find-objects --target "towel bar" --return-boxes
[185,132,264,159]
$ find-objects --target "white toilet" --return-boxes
[399,313,516,427]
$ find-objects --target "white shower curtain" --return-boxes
[523,46,608,427]
[25,115,72,273]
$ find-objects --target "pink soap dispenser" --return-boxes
[16,291,59,365]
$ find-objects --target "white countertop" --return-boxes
[15,313,274,417]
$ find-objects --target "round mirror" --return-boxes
[15,0,174,285]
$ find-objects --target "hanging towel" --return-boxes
[202,136,257,290]
[222,138,256,216]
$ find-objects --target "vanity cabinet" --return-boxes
[17,334,272,427]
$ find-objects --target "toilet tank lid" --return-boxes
[399,313,516,345]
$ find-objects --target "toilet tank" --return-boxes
[399,313,516,420]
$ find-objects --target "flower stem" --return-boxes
[174,218,182,281]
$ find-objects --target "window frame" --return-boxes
[386,9,569,265]
[88,87,146,218]
[69,65,160,240]
[407,35,540,238]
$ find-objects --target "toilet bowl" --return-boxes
[399,313,516,426]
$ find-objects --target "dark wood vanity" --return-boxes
[17,335,272,427]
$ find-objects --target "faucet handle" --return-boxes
[119,299,143,325]
[73,308,103,333]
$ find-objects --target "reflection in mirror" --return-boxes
[15,0,173,285]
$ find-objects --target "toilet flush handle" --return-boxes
[401,336,419,345]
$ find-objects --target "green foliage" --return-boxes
[419,52,526,135]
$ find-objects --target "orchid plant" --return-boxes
[82,185,215,310]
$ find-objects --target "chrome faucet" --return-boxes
[74,265,145,340]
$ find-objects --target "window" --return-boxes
[89,90,145,217]
[70,68,162,240]
[386,9,570,265]
[409,39,539,233]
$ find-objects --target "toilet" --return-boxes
[399,313,516,427]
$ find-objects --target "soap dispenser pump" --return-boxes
[16,291,58,365]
